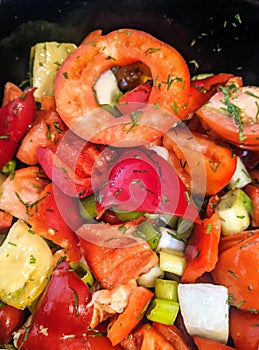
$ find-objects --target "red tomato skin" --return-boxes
[212,231,259,311]
[0,138,18,169]
[88,335,123,349]
[28,183,82,262]
[0,88,36,143]
[0,305,25,344]
[17,261,93,350]
[118,82,152,115]
[230,308,259,350]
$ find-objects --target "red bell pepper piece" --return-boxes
[17,261,94,350]
[107,285,154,346]
[181,212,221,283]
[0,88,36,169]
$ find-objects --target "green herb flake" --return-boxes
[205,223,212,234]
[69,286,79,317]
[29,254,36,264]
[228,269,238,279]
[63,72,69,79]
[144,47,160,55]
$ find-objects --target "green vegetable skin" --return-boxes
[30,42,77,101]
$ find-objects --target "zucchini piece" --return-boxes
[0,220,53,309]
[216,188,253,235]
[159,248,186,276]
[30,42,77,101]
[228,156,252,189]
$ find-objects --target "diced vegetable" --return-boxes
[107,285,153,346]
[181,212,221,283]
[93,69,122,105]
[178,283,229,344]
[137,264,164,288]
[216,188,253,235]
[146,298,179,325]
[228,156,252,189]
[159,249,186,276]
[0,220,53,309]
[155,279,179,301]
[30,42,77,101]
[134,220,161,250]
[157,227,186,252]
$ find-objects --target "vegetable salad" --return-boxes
[0,28,259,350]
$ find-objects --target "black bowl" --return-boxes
[0,0,259,97]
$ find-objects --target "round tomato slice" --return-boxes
[197,86,259,150]
[55,28,190,145]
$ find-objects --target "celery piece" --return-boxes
[155,279,179,301]
[1,159,16,175]
[79,195,98,220]
[176,217,194,243]
[159,249,186,276]
[114,208,143,222]
[70,261,94,288]
[216,188,253,235]
[146,297,179,325]
[134,221,161,250]
[30,42,77,101]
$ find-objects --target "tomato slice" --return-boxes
[122,324,176,350]
[0,166,49,221]
[181,212,221,283]
[196,86,259,150]
[243,184,259,227]
[230,307,259,350]
[77,221,158,289]
[17,261,93,350]
[55,28,190,144]
[163,128,237,196]
[28,183,83,262]
[153,322,191,350]
[17,110,66,165]
[192,336,235,349]
[184,73,234,117]
[212,230,259,311]
[2,81,22,106]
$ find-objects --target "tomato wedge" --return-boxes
[28,182,83,262]
[192,336,235,349]
[230,307,259,350]
[184,73,234,117]
[212,230,259,311]
[55,28,190,144]
[163,127,237,196]
[181,212,221,283]
[17,261,93,350]
[196,85,259,150]
[0,304,25,344]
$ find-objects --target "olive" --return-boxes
[115,62,152,91]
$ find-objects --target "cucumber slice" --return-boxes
[0,220,53,309]
[216,188,253,235]
[30,42,77,101]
